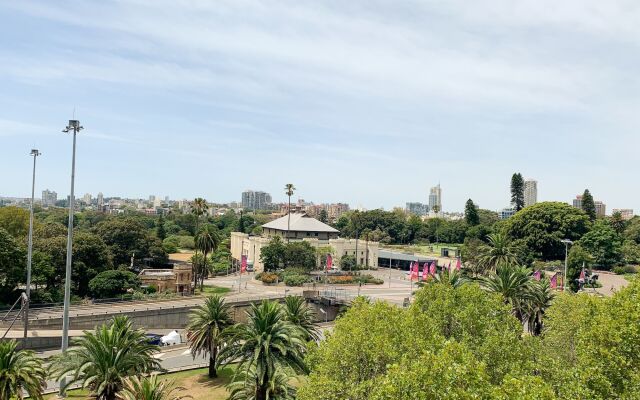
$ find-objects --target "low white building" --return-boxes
[230,213,379,272]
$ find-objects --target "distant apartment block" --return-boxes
[499,207,516,219]
[524,179,537,207]
[241,190,272,210]
[613,209,634,220]
[42,189,57,207]
[304,203,350,221]
[572,195,606,217]
[406,202,428,216]
[82,193,92,205]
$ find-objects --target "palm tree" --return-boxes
[0,340,46,400]
[429,268,468,288]
[117,375,191,400]
[480,265,533,323]
[284,184,295,242]
[195,224,221,290]
[524,279,555,336]
[283,295,320,341]
[227,366,297,400]
[191,198,209,291]
[50,316,160,400]
[478,233,519,272]
[187,295,234,378]
[219,300,307,400]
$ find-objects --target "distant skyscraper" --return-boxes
[97,192,104,210]
[428,184,442,213]
[241,190,272,210]
[42,189,57,207]
[524,179,537,207]
[406,202,428,216]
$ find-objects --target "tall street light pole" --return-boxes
[23,149,41,341]
[561,239,573,291]
[60,120,83,397]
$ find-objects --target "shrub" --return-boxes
[261,272,279,284]
[613,265,637,275]
[284,274,311,287]
[328,275,355,284]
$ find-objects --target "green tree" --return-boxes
[187,295,234,378]
[156,214,167,240]
[72,231,113,297]
[283,295,320,341]
[284,184,296,242]
[566,244,593,291]
[581,189,597,221]
[0,206,30,238]
[478,233,520,272]
[117,375,190,400]
[260,236,286,272]
[195,224,221,290]
[191,198,209,290]
[370,342,494,400]
[228,367,297,400]
[505,202,591,260]
[339,254,356,271]
[479,265,533,323]
[577,220,622,270]
[89,270,140,299]
[0,228,26,303]
[318,209,328,223]
[94,217,158,267]
[283,241,316,271]
[510,173,525,211]
[464,198,480,226]
[0,340,46,400]
[219,300,307,400]
[50,316,160,399]
[610,211,627,235]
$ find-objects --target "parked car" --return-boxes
[161,330,182,346]
[145,333,162,346]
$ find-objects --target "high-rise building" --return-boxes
[82,193,92,205]
[612,209,634,220]
[524,179,537,207]
[42,189,57,207]
[428,184,442,213]
[406,202,428,216]
[97,192,104,210]
[241,190,272,210]
[572,195,606,217]
[149,195,156,203]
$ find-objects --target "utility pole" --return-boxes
[60,119,82,397]
[24,149,40,341]
[561,239,573,291]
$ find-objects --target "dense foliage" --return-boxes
[299,278,640,400]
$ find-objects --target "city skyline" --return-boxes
[2,2,639,212]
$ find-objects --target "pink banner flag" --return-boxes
[410,262,419,280]
[429,261,436,276]
[326,254,333,271]
[550,273,558,289]
[241,255,247,274]
[579,268,585,281]
[456,258,461,271]
[533,270,541,281]
[422,262,429,281]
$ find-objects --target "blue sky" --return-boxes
[1,1,639,212]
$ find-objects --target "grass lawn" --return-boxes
[196,285,231,296]
[44,367,236,400]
